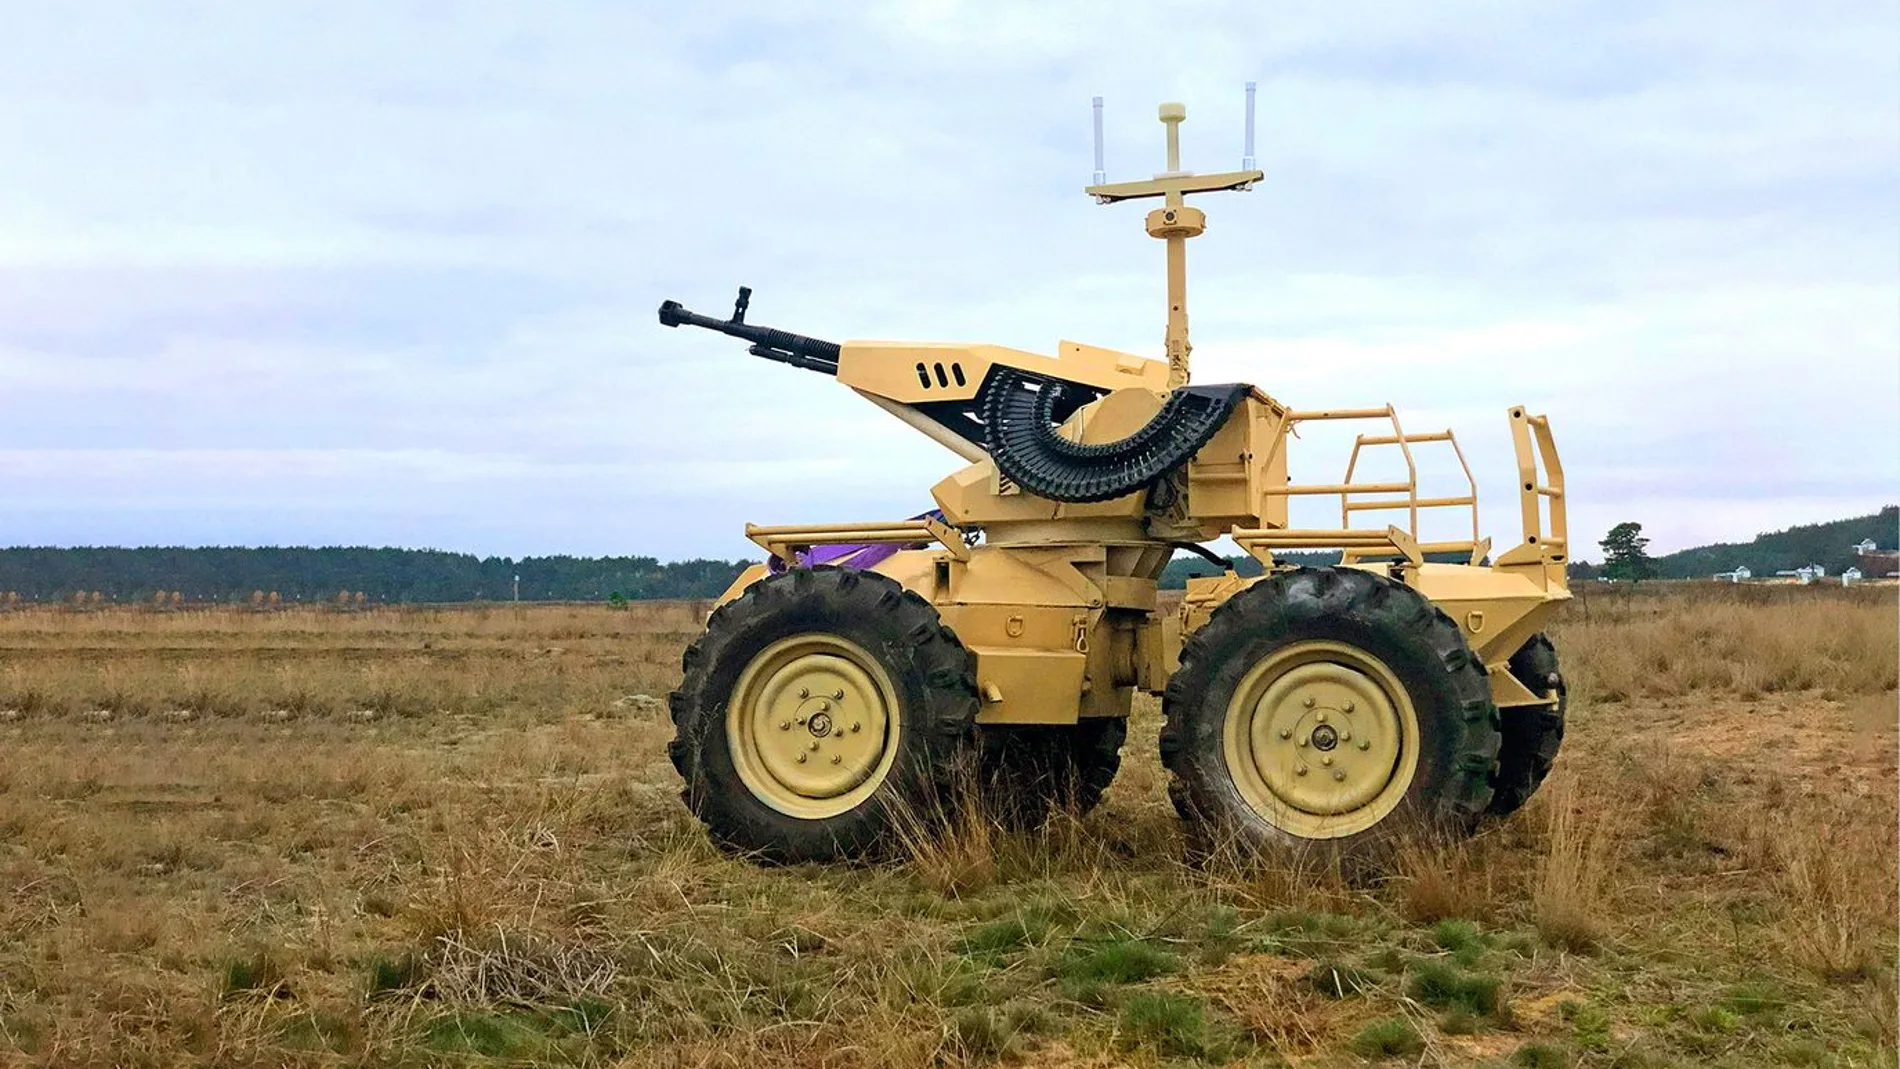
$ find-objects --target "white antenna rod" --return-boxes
[1091,96,1106,185]
[1242,81,1257,170]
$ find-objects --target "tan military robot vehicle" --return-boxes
[658,92,1570,863]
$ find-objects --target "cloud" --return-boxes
[0,0,1894,560]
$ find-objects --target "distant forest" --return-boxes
[0,506,1890,603]
[0,548,753,604]
[1571,506,1897,580]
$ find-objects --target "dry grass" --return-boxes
[1560,582,1897,702]
[0,585,1894,1067]
[1530,773,1628,953]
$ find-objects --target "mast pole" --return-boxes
[1083,90,1265,393]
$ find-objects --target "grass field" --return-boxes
[1,584,1894,1067]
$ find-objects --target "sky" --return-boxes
[1,1,1896,563]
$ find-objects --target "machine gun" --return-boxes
[662,284,1245,503]
[657,287,841,375]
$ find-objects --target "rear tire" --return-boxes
[1487,634,1566,816]
[668,567,978,863]
[1160,567,1500,861]
[977,718,1126,829]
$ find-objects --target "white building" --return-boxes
[1712,565,1752,583]
[1842,567,1863,586]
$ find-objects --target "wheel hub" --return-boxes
[1310,723,1339,751]
[1222,640,1420,839]
[727,635,899,819]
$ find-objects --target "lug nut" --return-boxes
[797,753,808,763]
[1321,755,1333,767]
[1302,696,1316,708]
[819,700,831,712]
[1357,740,1371,751]
[808,741,820,752]
[797,716,808,726]
[1295,765,1309,776]
[1332,770,1346,782]
[779,720,791,731]
[1315,711,1328,723]
[798,687,809,699]
[832,689,844,700]
[1279,728,1292,740]
[830,755,842,765]
[1341,730,1351,742]
[850,722,862,733]
[1297,738,1309,748]
[1343,700,1356,713]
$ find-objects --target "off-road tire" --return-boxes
[976,718,1127,829]
[1487,634,1566,817]
[668,567,978,863]
[1160,567,1500,860]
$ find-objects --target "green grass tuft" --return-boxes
[1690,1005,1741,1034]
[1719,981,1785,1017]
[956,903,1071,957]
[948,1002,1050,1060]
[1558,999,1612,1052]
[1349,1016,1423,1058]
[552,996,615,1036]
[1432,918,1490,965]
[1407,959,1502,1016]
[1055,937,1178,988]
[1117,990,1240,1061]
[423,1011,548,1057]
[221,951,286,998]
[365,952,423,996]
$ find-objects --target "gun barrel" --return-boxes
[657,296,841,375]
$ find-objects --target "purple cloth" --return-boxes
[766,510,943,574]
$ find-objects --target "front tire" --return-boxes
[668,567,978,863]
[1160,567,1500,860]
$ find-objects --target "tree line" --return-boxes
[0,547,754,604]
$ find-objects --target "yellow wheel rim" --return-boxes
[1220,640,1420,839]
[727,634,901,819]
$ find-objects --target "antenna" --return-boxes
[1242,81,1257,171]
[1085,86,1266,390]
[1091,96,1106,185]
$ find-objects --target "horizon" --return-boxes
[3,4,1896,559]
[4,500,1894,565]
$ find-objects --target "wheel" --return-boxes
[1160,567,1500,859]
[977,718,1127,829]
[667,567,978,863]
[1487,634,1565,816]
